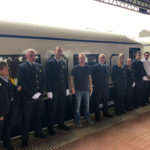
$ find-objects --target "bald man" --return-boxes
[92,54,112,121]
[17,48,46,148]
[45,46,69,135]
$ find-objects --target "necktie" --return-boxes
[58,60,61,66]
[31,63,34,67]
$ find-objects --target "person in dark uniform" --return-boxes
[142,52,150,105]
[132,51,146,107]
[45,46,69,135]
[0,61,21,150]
[17,48,46,148]
[91,54,113,121]
[112,53,126,115]
[125,58,134,110]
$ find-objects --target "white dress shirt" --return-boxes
[142,58,150,81]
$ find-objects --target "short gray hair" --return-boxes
[25,48,36,55]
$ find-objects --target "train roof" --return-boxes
[0,21,142,45]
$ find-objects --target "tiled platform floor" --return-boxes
[56,109,150,150]
[1,105,150,150]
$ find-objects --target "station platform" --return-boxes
[1,105,150,150]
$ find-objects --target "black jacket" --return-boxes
[45,57,68,93]
[17,61,44,99]
[0,78,21,125]
[0,78,11,117]
[125,66,135,86]
[132,59,146,82]
[91,63,109,88]
[112,64,126,86]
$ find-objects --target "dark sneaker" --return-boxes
[86,120,94,125]
[75,122,84,127]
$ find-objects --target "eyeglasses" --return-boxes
[100,57,105,58]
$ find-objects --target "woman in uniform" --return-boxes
[0,61,21,150]
[125,58,135,110]
[112,53,126,115]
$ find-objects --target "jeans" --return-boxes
[74,90,90,123]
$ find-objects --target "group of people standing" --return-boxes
[0,46,150,150]
[112,51,150,115]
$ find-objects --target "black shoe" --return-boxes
[104,113,113,118]
[34,133,47,139]
[3,144,14,150]
[121,110,126,114]
[58,124,69,131]
[133,106,138,109]
[141,104,146,107]
[6,146,14,150]
[48,128,56,135]
[128,107,133,111]
[3,141,14,150]
[115,111,121,115]
[21,140,28,148]
[95,117,101,121]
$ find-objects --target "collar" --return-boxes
[54,57,61,62]
[99,62,105,67]
[143,58,149,61]
[26,60,34,66]
[0,76,9,83]
[135,59,141,62]
[79,63,86,67]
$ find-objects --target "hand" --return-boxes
[0,116,4,121]
[72,88,76,95]
[47,92,53,99]
[66,89,70,96]
[89,86,93,96]
[147,75,150,79]
[17,86,22,92]
[32,92,41,99]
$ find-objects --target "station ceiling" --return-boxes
[95,0,150,15]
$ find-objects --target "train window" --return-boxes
[129,48,141,60]
[73,54,98,66]
[0,54,41,85]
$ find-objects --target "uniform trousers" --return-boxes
[21,98,43,142]
[93,87,109,119]
[47,92,66,129]
[133,82,144,107]
[0,111,12,147]
[125,85,134,109]
[143,81,150,104]
[114,84,126,113]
